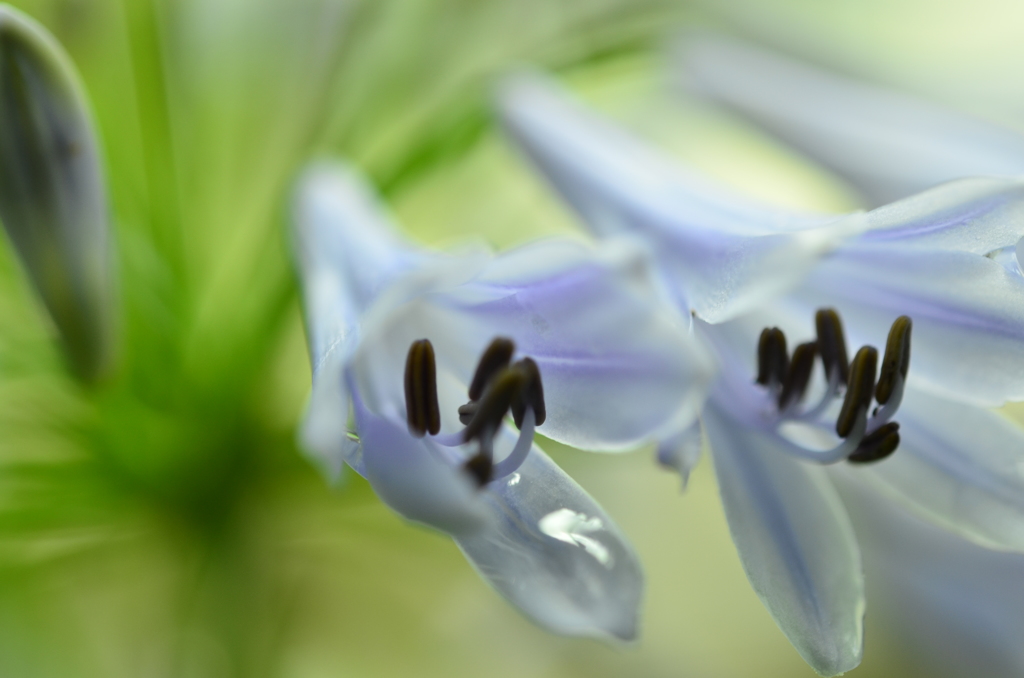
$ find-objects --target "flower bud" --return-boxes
[0,6,113,382]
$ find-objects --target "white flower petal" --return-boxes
[291,161,431,480]
[854,386,1024,552]
[299,356,355,481]
[682,35,1024,206]
[0,7,114,380]
[796,245,1024,406]
[833,472,1024,678]
[454,236,716,450]
[455,437,644,641]
[858,177,1024,254]
[703,403,864,677]
[292,161,426,318]
[656,420,704,489]
[351,234,716,451]
[497,72,867,323]
[353,388,490,537]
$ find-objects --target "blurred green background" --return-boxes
[0,0,1021,676]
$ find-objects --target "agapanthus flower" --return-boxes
[290,160,714,641]
[498,73,1024,675]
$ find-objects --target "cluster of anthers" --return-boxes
[755,309,912,464]
[404,337,546,486]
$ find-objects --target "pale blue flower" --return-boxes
[498,74,1024,675]
[290,160,715,641]
[678,37,1024,406]
[0,6,114,381]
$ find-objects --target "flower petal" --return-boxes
[353,386,491,537]
[833,472,1024,678]
[857,177,1024,253]
[447,235,716,450]
[300,356,356,481]
[682,35,1024,206]
[454,435,644,641]
[656,420,704,489]
[853,386,1024,552]
[291,161,426,478]
[703,403,864,677]
[795,244,1024,405]
[351,233,716,451]
[0,7,114,381]
[292,162,487,477]
[497,72,866,323]
[292,162,426,319]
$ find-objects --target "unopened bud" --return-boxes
[0,7,114,381]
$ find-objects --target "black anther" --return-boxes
[778,342,817,410]
[756,327,789,386]
[876,316,912,405]
[848,422,900,464]
[463,453,494,486]
[468,337,515,401]
[815,308,849,386]
[463,368,526,443]
[457,401,479,426]
[836,346,878,438]
[510,357,546,428]
[404,339,441,437]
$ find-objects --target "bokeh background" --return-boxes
[0,0,1023,676]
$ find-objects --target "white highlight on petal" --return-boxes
[538,508,614,568]
[455,442,642,641]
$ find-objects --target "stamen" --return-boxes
[876,316,912,405]
[404,339,440,437]
[751,309,908,466]
[756,327,789,387]
[848,422,900,464]
[836,346,877,438]
[463,453,494,486]
[403,336,547,486]
[815,309,849,386]
[510,357,546,428]
[794,369,840,423]
[457,401,479,426]
[463,368,527,444]
[778,341,817,411]
[468,337,515,401]
[491,407,536,481]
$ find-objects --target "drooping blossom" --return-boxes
[498,73,1024,675]
[290,160,715,640]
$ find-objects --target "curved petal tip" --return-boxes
[456,446,644,641]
